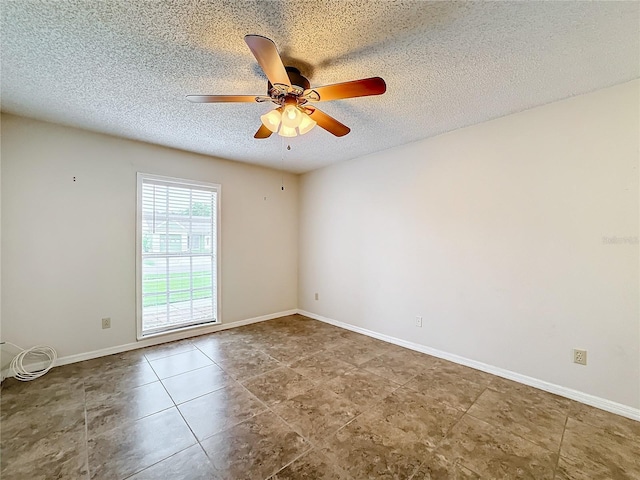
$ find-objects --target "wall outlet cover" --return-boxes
[573,349,587,365]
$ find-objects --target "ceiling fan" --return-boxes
[187,35,386,139]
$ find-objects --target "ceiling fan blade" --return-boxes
[306,107,350,137]
[244,35,291,87]
[254,124,273,139]
[306,77,386,102]
[186,95,259,103]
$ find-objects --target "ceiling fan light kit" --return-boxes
[187,35,386,139]
[260,100,318,137]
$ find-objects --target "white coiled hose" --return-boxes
[3,342,57,381]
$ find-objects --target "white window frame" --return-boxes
[136,172,222,340]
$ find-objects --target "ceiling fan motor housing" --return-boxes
[267,66,310,96]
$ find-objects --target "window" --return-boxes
[137,173,220,338]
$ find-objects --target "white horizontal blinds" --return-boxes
[141,178,218,334]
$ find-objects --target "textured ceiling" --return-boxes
[1,1,639,173]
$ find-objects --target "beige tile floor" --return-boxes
[1,314,639,479]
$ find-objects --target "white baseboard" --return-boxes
[297,309,640,422]
[1,309,297,380]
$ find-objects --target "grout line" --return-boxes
[153,361,218,381]
[165,382,231,407]
[158,378,200,436]
[433,386,489,468]
[464,410,562,456]
[86,400,177,438]
[192,342,287,379]
[121,443,198,479]
[224,351,365,476]
[193,378,272,443]
[84,355,174,439]
[266,444,315,478]
[191,342,229,367]
[553,415,570,479]
[237,365,290,386]
[405,460,429,480]
[193,441,219,474]
[145,352,203,472]
[198,406,269,445]
[82,376,91,480]
[459,383,489,417]
[313,372,404,443]
[235,375,308,438]
[143,347,193,363]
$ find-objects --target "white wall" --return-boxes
[1,114,298,360]
[299,80,640,409]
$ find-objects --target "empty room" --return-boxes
[1,1,639,479]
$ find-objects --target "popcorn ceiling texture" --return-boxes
[1,1,638,173]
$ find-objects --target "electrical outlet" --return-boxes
[573,349,587,365]
[314,293,319,301]
[102,317,111,329]
[415,316,423,327]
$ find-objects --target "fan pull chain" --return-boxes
[280,136,285,191]
[283,144,291,190]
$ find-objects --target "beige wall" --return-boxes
[299,80,640,408]
[1,114,298,360]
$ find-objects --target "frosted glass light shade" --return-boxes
[258,105,315,138]
[260,109,282,133]
[298,113,317,135]
[279,125,297,137]
[281,105,303,128]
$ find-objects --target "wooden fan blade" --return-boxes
[244,35,291,87]
[306,107,350,137]
[254,124,273,139]
[186,95,258,103]
[308,77,386,102]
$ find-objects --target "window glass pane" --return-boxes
[142,258,166,296]
[139,176,218,335]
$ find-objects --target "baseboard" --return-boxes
[1,309,297,380]
[297,309,640,422]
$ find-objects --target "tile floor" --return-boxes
[1,314,639,479]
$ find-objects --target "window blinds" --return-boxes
[139,176,219,335]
